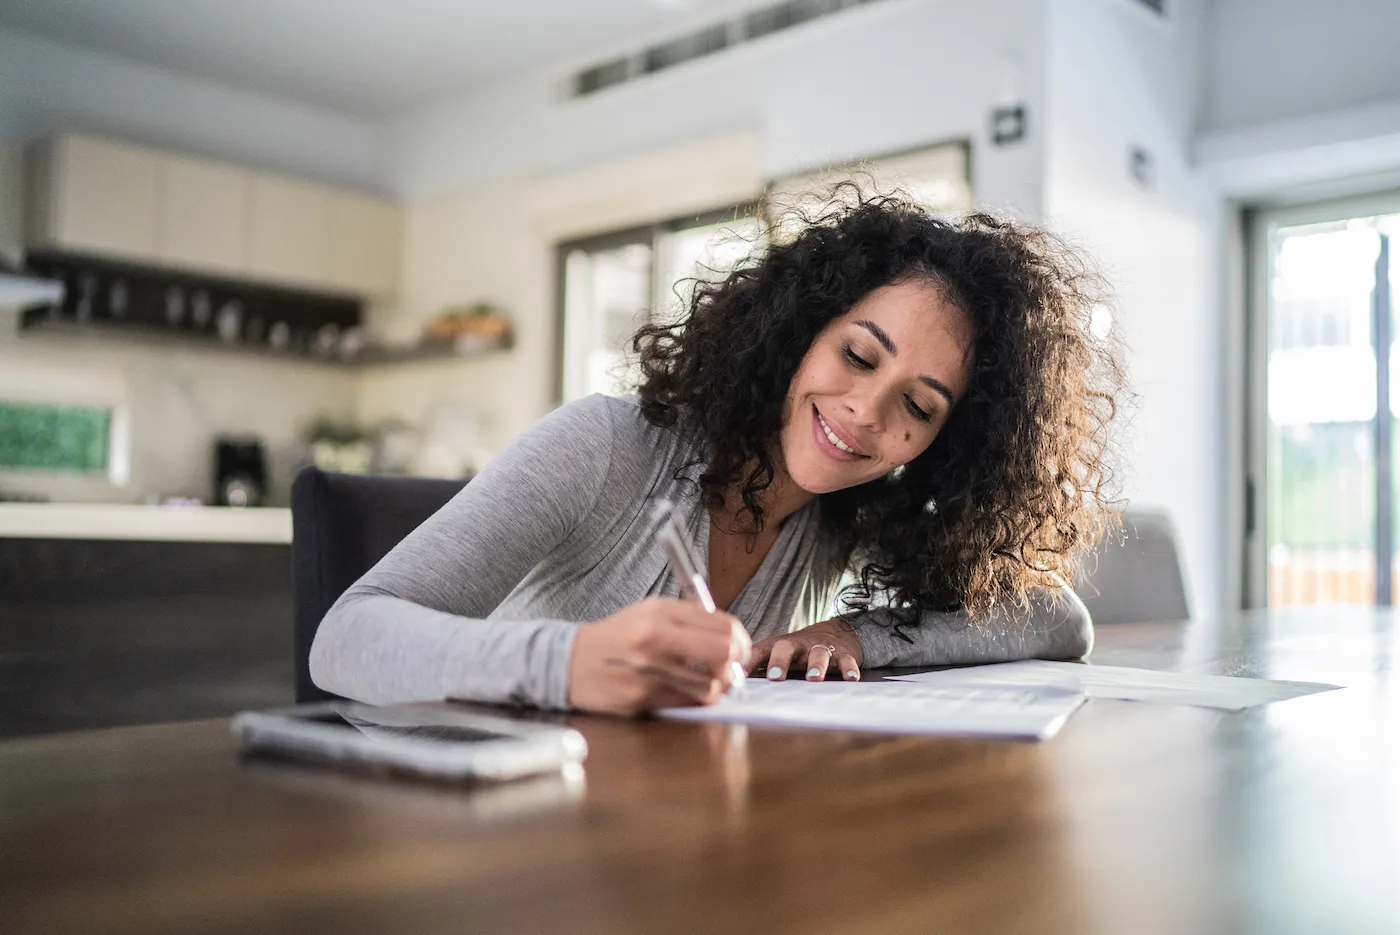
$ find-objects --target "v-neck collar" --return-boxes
[691,495,817,618]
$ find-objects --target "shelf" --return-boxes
[343,337,513,367]
[15,317,510,368]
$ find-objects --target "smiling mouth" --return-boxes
[813,405,869,459]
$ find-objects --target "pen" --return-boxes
[650,499,747,698]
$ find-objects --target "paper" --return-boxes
[659,678,1086,741]
[887,660,1341,711]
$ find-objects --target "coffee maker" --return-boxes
[214,437,267,507]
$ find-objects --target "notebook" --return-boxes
[659,677,1086,740]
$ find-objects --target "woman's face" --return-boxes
[778,278,976,495]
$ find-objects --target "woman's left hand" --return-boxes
[750,618,863,682]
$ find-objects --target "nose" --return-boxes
[842,386,885,432]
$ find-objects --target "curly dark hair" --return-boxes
[632,184,1126,622]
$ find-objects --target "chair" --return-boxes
[290,467,467,702]
[1073,509,1190,625]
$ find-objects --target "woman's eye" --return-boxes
[843,345,874,370]
[905,397,933,423]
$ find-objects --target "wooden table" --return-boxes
[3,608,1397,935]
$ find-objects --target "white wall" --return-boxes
[0,143,22,264]
[1044,0,1224,619]
[0,28,389,192]
[0,330,355,505]
[359,133,766,455]
[365,0,1051,454]
[387,0,1047,214]
[1196,0,1400,198]
[1202,0,1400,134]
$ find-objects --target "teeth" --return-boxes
[818,412,857,454]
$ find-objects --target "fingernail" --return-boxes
[806,667,822,680]
[767,666,783,680]
[845,669,859,681]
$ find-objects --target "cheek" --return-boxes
[890,424,940,464]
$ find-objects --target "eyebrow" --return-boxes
[853,319,959,407]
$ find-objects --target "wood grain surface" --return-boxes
[2,608,1396,935]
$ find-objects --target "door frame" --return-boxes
[1244,188,1400,607]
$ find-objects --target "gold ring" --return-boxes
[813,644,836,655]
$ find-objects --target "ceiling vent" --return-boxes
[572,0,890,98]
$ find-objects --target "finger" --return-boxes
[643,676,723,710]
[606,653,712,694]
[730,620,754,668]
[836,652,861,682]
[650,617,745,678]
[805,644,833,681]
[766,639,797,680]
[631,681,721,715]
[748,637,776,675]
[619,657,723,706]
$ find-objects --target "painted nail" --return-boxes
[767,666,784,680]
[845,669,859,681]
[806,667,822,679]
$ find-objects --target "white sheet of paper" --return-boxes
[658,678,1086,740]
[887,660,1341,711]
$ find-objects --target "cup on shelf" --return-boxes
[191,290,213,330]
[216,300,243,343]
[164,286,186,326]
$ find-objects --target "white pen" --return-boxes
[650,498,747,698]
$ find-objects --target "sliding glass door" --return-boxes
[1248,195,1400,607]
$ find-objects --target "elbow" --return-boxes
[1057,587,1094,661]
[306,616,338,697]
[307,599,357,700]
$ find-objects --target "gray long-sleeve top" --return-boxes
[309,394,1093,710]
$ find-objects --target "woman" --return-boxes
[310,188,1124,716]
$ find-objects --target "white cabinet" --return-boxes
[27,135,161,262]
[328,192,401,297]
[247,174,333,290]
[157,154,250,275]
[26,132,404,299]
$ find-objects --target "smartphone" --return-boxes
[232,701,588,783]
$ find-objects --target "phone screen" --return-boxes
[300,710,514,745]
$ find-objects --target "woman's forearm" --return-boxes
[852,582,1094,669]
[309,591,581,709]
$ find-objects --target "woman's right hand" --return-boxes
[567,597,752,716]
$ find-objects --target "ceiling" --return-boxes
[0,0,774,119]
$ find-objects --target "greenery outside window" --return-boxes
[0,401,113,473]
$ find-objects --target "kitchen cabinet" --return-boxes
[26,133,404,300]
[158,154,250,275]
[247,174,333,291]
[328,192,401,297]
[27,134,161,263]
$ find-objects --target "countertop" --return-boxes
[0,503,292,543]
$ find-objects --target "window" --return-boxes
[555,141,971,403]
[557,208,761,403]
[0,401,111,472]
[1247,195,1400,607]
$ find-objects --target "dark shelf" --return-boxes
[17,318,510,368]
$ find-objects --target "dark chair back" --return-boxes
[1074,509,1190,625]
[290,467,467,702]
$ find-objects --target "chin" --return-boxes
[786,446,870,494]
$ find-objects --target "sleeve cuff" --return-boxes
[852,609,904,668]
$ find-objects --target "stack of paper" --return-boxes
[659,678,1085,740]
[887,660,1341,711]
